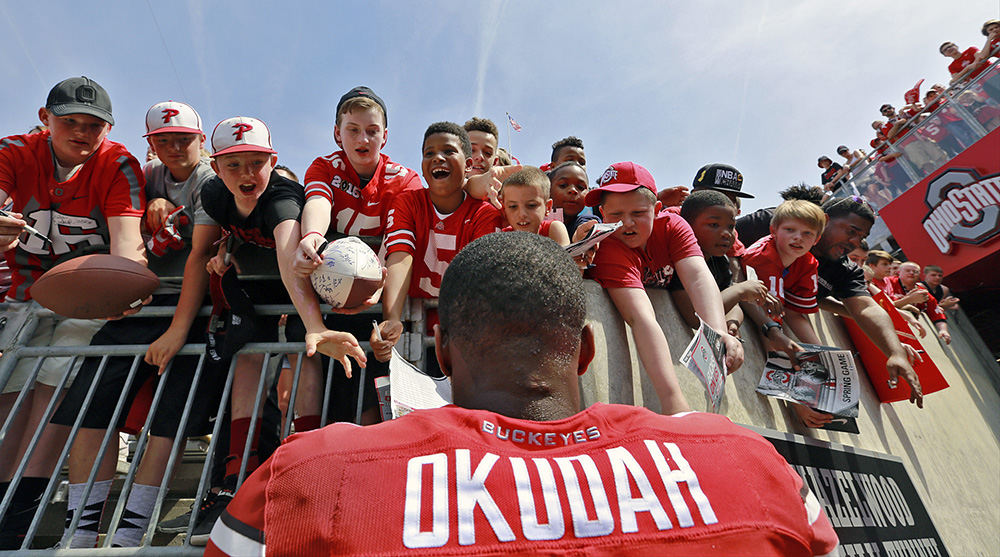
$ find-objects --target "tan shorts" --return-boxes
[1,302,103,394]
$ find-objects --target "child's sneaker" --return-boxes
[186,491,232,546]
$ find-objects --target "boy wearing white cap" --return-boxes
[189,116,367,541]
[50,101,223,547]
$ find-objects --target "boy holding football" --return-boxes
[0,77,146,549]
[293,86,417,422]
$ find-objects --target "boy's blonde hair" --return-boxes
[771,199,826,234]
[336,97,386,127]
[500,166,550,199]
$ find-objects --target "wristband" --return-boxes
[302,231,324,241]
[761,320,781,336]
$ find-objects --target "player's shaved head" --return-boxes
[437,231,592,420]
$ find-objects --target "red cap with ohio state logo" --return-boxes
[584,161,657,206]
[210,116,277,157]
[144,101,203,136]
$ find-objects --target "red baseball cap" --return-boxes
[584,161,657,206]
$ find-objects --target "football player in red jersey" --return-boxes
[206,231,839,556]
[0,77,147,549]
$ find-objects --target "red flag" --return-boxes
[507,113,522,132]
[904,79,925,105]
[842,290,948,403]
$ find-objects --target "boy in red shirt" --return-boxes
[293,86,418,422]
[742,200,826,346]
[500,166,570,245]
[584,162,744,415]
[0,76,146,549]
[371,122,503,364]
[941,41,987,84]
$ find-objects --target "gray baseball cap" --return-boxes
[45,76,114,125]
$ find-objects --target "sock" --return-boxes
[225,417,260,479]
[111,483,159,547]
[0,477,48,550]
[292,414,321,433]
[66,480,112,549]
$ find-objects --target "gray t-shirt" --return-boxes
[143,158,216,293]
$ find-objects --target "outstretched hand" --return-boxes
[886,353,923,408]
[466,165,524,209]
[293,233,327,277]
[305,330,367,377]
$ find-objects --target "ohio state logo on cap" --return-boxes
[599,167,618,186]
[210,116,277,157]
[144,101,203,136]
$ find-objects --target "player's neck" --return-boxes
[460,391,580,422]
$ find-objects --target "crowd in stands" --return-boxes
[815,18,1000,205]
[0,57,969,551]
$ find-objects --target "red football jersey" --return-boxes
[0,131,145,301]
[743,235,818,315]
[587,210,702,289]
[206,404,838,556]
[304,151,420,237]
[383,190,502,298]
[948,47,982,78]
[883,276,946,322]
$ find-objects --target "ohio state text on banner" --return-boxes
[749,426,948,557]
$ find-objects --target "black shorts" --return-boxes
[51,293,221,437]
[318,312,382,422]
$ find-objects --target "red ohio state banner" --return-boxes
[878,128,1000,277]
[842,291,948,403]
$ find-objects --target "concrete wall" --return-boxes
[579,280,1000,555]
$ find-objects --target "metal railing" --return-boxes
[830,58,1000,250]
[0,287,434,554]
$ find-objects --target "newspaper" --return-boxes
[678,317,727,411]
[386,348,452,419]
[565,222,622,258]
[757,344,859,418]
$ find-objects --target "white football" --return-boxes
[310,237,383,309]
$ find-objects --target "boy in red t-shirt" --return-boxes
[584,162,744,414]
[500,166,569,245]
[742,200,826,346]
[941,41,987,84]
[0,76,147,549]
[371,122,503,364]
[293,86,418,422]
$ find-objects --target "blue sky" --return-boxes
[2,1,997,213]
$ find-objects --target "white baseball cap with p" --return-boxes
[210,116,277,157]
[144,101,203,136]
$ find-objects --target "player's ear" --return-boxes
[465,155,473,172]
[654,201,662,213]
[210,158,219,174]
[38,107,49,125]
[382,128,388,146]
[545,198,553,215]
[270,155,279,168]
[577,323,595,376]
[333,125,344,149]
[434,324,452,378]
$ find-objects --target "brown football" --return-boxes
[31,254,160,318]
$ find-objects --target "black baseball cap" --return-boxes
[45,76,114,125]
[336,86,387,126]
[692,163,754,199]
